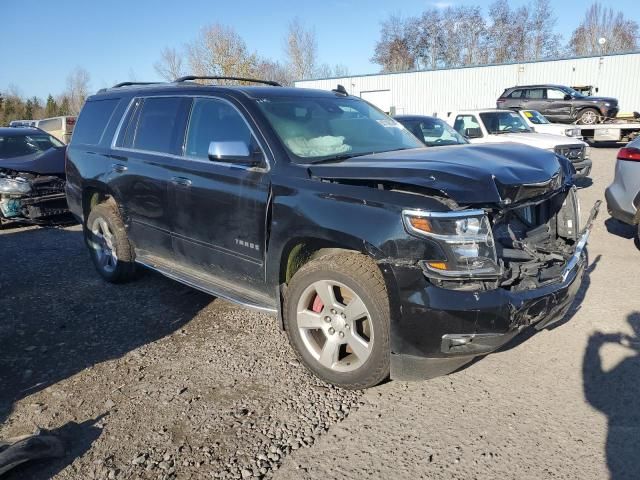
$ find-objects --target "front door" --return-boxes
[167,96,271,294]
[545,88,573,122]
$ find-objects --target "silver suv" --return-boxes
[605,137,640,246]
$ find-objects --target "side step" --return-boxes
[136,252,277,314]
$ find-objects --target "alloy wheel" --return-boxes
[90,217,118,273]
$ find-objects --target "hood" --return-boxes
[486,132,584,149]
[0,147,66,176]
[308,143,572,205]
[584,96,618,105]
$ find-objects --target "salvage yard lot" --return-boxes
[1,146,638,480]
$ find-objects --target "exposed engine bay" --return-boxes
[491,187,591,291]
[0,170,68,224]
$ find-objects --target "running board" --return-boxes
[135,253,277,314]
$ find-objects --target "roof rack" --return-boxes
[111,81,164,88]
[173,76,281,87]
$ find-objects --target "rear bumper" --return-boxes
[605,185,639,225]
[389,238,588,381]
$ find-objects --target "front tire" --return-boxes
[85,202,136,283]
[284,253,390,389]
[578,108,601,125]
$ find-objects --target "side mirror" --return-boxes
[464,127,483,139]
[208,141,260,166]
[564,94,572,100]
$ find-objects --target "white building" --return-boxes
[295,51,640,117]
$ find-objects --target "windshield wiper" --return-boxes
[308,147,415,164]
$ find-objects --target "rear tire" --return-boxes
[577,108,601,125]
[284,252,390,389]
[85,202,136,283]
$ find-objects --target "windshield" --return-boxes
[255,96,423,162]
[400,117,468,146]
[0,133,64,159]
[480,111,531,134]
[522,110,550,125]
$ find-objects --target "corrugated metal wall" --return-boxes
[295,52,640,117]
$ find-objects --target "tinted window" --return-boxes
[479,111,531,134]
[526,89,545,99]
[418,118,467,146]
[38,118,63,131]
[134,97,189,154]
[185,98,253,159]
[73,99,119,145]
[0,133,63,158]
[508,90,524,99]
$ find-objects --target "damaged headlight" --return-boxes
[0,177,32,195]
[403,209,501,278]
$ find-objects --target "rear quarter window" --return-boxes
[72,98,120,145]
[508,90,524,99]
[38,118,63,131]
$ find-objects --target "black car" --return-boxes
[66,77,598,389]
[393,115,468,146]
[0,127,69,226]
[497,84,619,125]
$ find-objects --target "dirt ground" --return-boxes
[1,146,638,480]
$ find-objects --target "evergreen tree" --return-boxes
[45,94,58,118]
[25,99,34,119]
[58,96,71,116]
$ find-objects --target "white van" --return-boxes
[35,116,76,144]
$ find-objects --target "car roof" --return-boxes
[0,127,43,136]
[393,115,441,121]
[509,84,567,89]
[452,109,515,114]
[90,82,346,101]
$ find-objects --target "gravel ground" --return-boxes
[1,146,638,480]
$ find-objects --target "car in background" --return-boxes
[8,120,37,127]
[393,115,468,146]
[448,109,592,177]
[34,116,76,144]
[0,127,69,227]
[497,84,619,125]
[517,110,582,138]
[605,137,640,247]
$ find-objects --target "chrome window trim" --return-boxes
[110,94,272,172]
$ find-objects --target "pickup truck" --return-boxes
[448,109,592,178]
[66,78,598,389]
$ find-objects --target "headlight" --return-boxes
[0,177,32,195]
[402,209,501,278]
[565,128,580,137]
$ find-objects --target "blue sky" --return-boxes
[2,0,638,99]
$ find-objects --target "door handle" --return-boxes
[171,176,192,187]
[111,163,128,173]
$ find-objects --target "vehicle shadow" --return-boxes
[0,226,212,477]
[583,311,640,480]
[605,217,637,240]
[574,176,593,189]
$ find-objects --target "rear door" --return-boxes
[524,88,549,115]
[167,96,271,293]
[110,96,191,260]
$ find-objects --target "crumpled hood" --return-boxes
[0,147,66,176]
[585,96,618,105]
[308,143,571,205]
[486,132,585,150]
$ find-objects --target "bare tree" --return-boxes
[255,59,293,86]
[65,67,90,116]
[284,18,318,80]
[187,24,259,81]
[529,0,561,60]
[371,14,418,72]
[154,47,185,81]
[569,3,639,55]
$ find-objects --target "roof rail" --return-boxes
[173,76,281,87]
[111,81,164,88]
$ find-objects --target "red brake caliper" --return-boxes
[311,294,324,313]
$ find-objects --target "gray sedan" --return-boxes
[605,137,640,245]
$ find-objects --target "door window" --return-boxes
[508,89,524,99]
[453,115,480,135]
[185,98,254,160]
[546,89,566,100]
[526,89,545,99]
[132,97,191,154]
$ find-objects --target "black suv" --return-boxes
[66,77,597,389]
[497,84,619,125]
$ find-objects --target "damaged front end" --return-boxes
[0,171,68,224]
